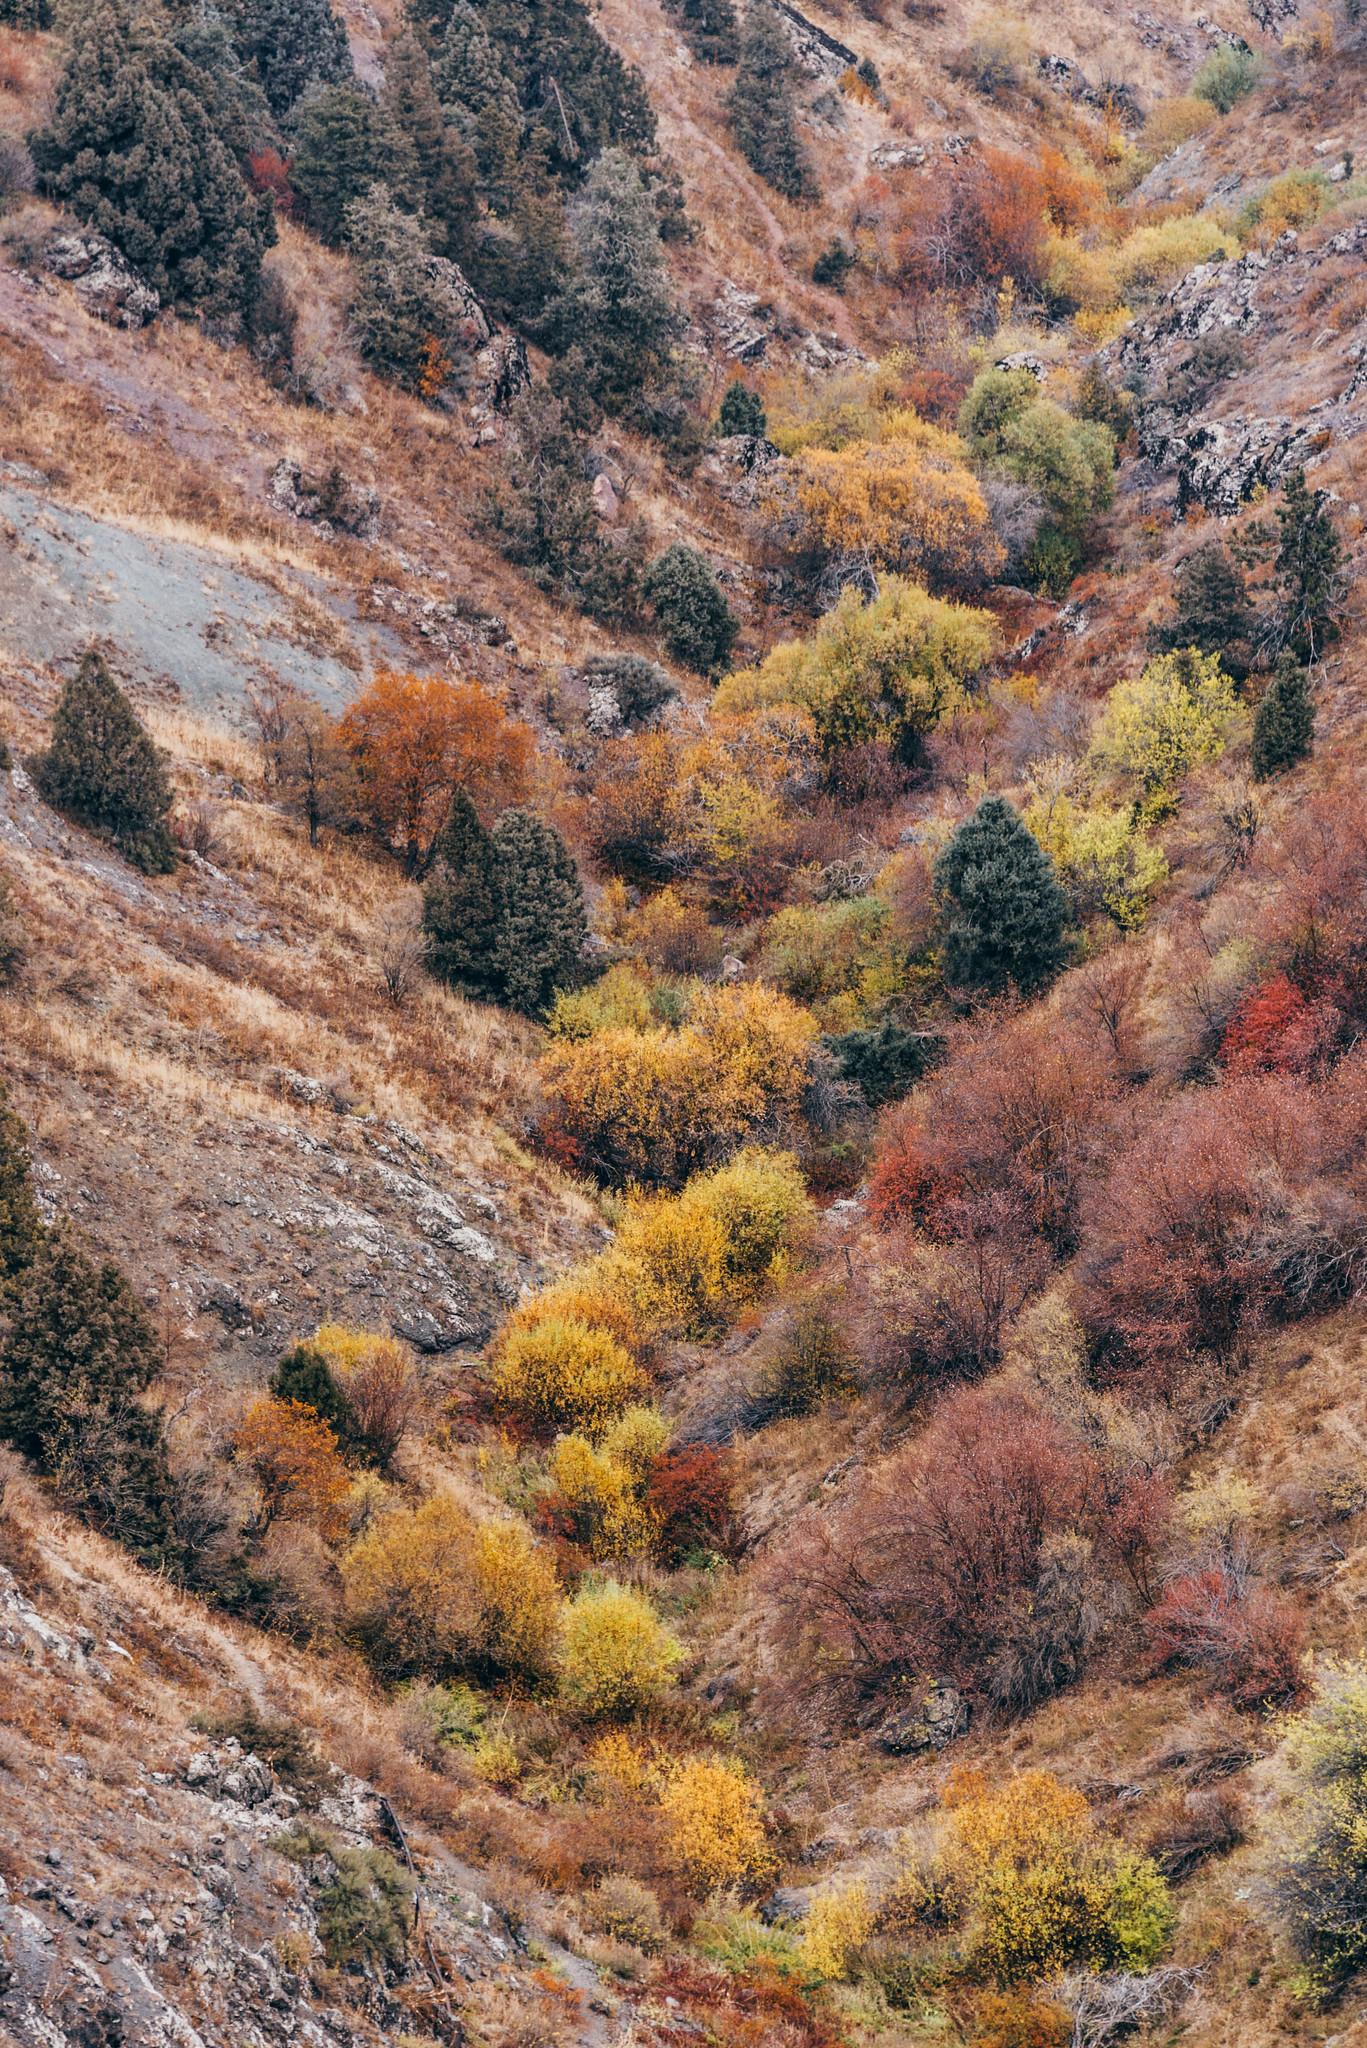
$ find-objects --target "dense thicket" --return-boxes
[32,0,274,327]
[35,652,176,873]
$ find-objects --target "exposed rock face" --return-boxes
[427,253,492,354]
[1111,218,1367,513]
[45,231,160,329]
[591,470,620,523]
[712,281,776,362]
[701,432,783,507]
[1037,53,1144,123]
[772,0,857,77]
[468,329,531,439]
[184,1740,275,1808]
[268,458,381,540]
[872,1681,969,1755]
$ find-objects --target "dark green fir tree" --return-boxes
[934,793,1070,998]
[1275,467,1345,662]
[421,792,504,1001]
[727,0,816,201]
[1251,652,1314,780]
[35,650,176,873]
[489,808,587,1015]
[644,544,738,676]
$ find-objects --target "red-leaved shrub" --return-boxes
[1146,1567,1307,1710]
[768,1387,1162,1718]
[647,1445,737,1565]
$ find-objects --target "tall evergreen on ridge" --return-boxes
[379,30,479,264]
[489,808,588,1016]
[31,0,274,328]
[1252,652,1315,780]
[227,0,353,120]
[432,0,523,198]
[35,651,177,874]
[287,80,387,245]
[422,792,505,1002]
[0,1088,44,1306]
[1148,539,1257,684]
[1274,467,1346,663]
[728,0,817,201]
[0,1226,175,1564]
[550,149,681,412]
[935,793,1070,999]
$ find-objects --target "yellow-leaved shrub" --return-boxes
[659,1755,773,1894]
[559,1579,682,1718]
[343,1494,562,1684]
[490,1316,648,1439]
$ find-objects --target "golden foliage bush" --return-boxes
[491,1316,649,1439]
[659,1755,773,1894]
[342,1493,562,1684]
[539,982,818,1190]
[798,1880,874,1981]
[937,1768,1172,1983]
[1090,648,1240,818]
[781,416,1004,589]
[312,1322,423,1469]
[559,1579,682,1719]
[715,576,999,766]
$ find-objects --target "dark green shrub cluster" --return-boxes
[34,651,175,874]
[423,797,587,1016]
[644,545,739,676]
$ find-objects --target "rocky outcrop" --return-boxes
[871,1681,969,1755]
[44,231,160,329]
[268,458,381,540]
[468,329,531,440]
[772,0,857,77]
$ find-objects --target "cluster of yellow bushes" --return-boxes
[588,1732,774,1894]
[540,979,818,1189]
[493,1146,814,1438]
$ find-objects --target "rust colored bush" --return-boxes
[869,1008,1118,1253]
[1146,1566,1307,1710]
[1078,1070,1367,1389]
[870,1195,1051,1385]
[646,1444,737,1564]
[339,670,533,875]
[769,1387,1116,1715]
[1220,972,1339,1076]
[247,148,295,214]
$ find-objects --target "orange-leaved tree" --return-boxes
[232,1395,352,1540]
[339,670,534,874]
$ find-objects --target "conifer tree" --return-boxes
[0,1227,174,1561]
[727,0,816,201]
[718,380,766,438]
[667,0,739,64]
[31,0,273,327]
[1274,468,1345,662]
[432,0,522,197]
[1149,539,1257,683]
[0,0,50,27]
[644,544,738,676]
[35,651,176,873]
[0,1088,43,1305]
[489,808,587,1015]
[288,81,386,245]
[479,386,642,621]
[379,30,479,265]
[935,793,1070,998]
[551,149,681,412]
[343,185,465,392]
[421,792,504,1000]
[229,0,353,119]
[270,1342,356,1441]
[1251,653,1315,781]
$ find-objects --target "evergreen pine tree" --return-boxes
[0,0,51,27]
[228,0,353,119]
[643,544,738,675]
[172,2,276,161]
[1251,652,1315,780]
[1275,467,1345,662]
[0,1088,44,1305]
[489,808,587,1015]
[379,30,479,265]
[31,0,274,327]
[727,0,816,201]
[934,793,1070,998]
[0,1227,174,1562]
[343,185,467,393]
[1149,539,1257,682]
[288,81,386,245]
[479,386,642,621]
[421,792,504,1000]
[666,0,739,63]
[270,1342,357,1440]
[550,149,681,412]
[718,380,766,438]
[35,651,176,873]
[432,1,523,198]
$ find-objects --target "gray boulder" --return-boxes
[45,231,160,329]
